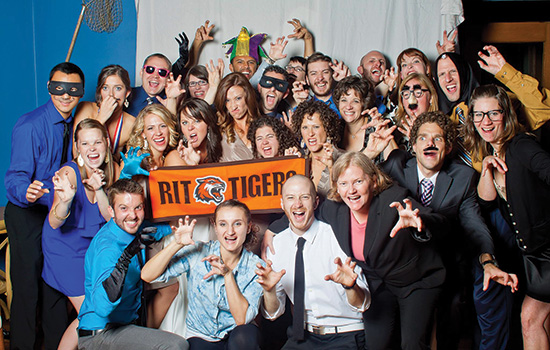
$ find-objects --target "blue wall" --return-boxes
[0,0,137,205]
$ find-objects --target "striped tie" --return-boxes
[420,178,434,206]
[456,106,473,167]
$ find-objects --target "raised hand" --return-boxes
[389,198,424,237]
[315,142,334,169]
[330,59,351,82]
[256,260,285,292]
[284,146,301,157]
[195,20,215,44]
[178,139,201,165]
[481,155,508,177]
[292,81,310,105]
[436,29,458,55]
[287,18,312,41]
[324,257,358,288]
[98,95,119,123]
[119,147,150,179]
[163,73,185,99]
[269,36,289,62]
[52,171,75,203]
[82,168,106,191]
[175,31,189,68]
[206,58,225,87]
[202,255,230,280]
[397,111,417,139]
[383,67,398,91]
[478,45,507,75]
[281,110,293,130]
[172,216,196,247]
[364,120,396,159]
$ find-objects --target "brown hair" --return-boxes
[409,111,456,151]
[107,179,144,206]
[74,118,116,191]
[291,100,341,147]
[247,116,300,158]
[463,84,524,161]
[214,73,261,143]
[214,199,258,251]
[95,64,131,106]
[328,152,392,201]
[333,75,376,111]
[395,48,432,89]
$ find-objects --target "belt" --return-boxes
[306,322,364,335]
[78,329,104,337]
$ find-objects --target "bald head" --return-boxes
[358,50,387,84]
[281,175,318,235]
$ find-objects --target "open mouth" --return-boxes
[194,90,205,98]
[292,209,306,222]
[347,195,362,204]
[408,104,418,111]
[307,138,318,147]
[153,136,166,146]
[87,154,100,162]
[262,145,273,157]
[266,93,276,106]
[446,84,457,94]
[188,133,199,144]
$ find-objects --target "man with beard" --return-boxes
[378,111,518,349]
[292,52,350,117]
[258,65,291,120]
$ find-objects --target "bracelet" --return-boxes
[342,278,357,290]
[481,259,499,268]
[52,203,70,221]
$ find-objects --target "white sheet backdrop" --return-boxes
[134,0,464,85]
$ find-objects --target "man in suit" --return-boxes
[379,111,518,349]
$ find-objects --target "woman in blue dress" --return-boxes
[42,119,116,349]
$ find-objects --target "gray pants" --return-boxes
[78,324,188,350]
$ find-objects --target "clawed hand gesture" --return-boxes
[315,142,334,169]
[270,36,289,62]
[82,168,106,191]
[206,59,225,87]
[436,29,458,55]
[287,18,312,41]
[202,255,230,279]
[481,155,508,177]
[256,260,286,292]
[383,67,398,91]
[26,180,50,203]
[195,20,215,45]
[364,119,396,159]
[397,112,418,139]
[172,216,196,247]
[478,45,507,76]
[281,110,293,130]
[159,73,185,101]
[292,81,310,105]
[53,170,76,203]
[119,147,150,179]
[177,139,201,165]
[324,257,358,288]
[330,59,351,82]
[389,198,424,237]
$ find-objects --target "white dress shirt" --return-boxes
[263,219,370,326]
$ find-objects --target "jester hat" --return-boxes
[223,27,269,63]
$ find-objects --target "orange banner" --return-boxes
[147,157,308,222]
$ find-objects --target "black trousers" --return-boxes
[363,285,441,350]
[5,202,68,350]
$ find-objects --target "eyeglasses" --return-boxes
[188,80,208,88]
[400,88,429,99]
[143,65,170,78]
[285,65,305,73]
[472,110,504,123]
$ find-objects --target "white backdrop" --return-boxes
[134,0,464,84]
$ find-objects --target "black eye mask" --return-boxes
[259,76,289,93]
[48,81,84,97]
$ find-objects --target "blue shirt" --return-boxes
[125,86,164,117]
[155,240,264,341]
[313,95,341,118]
[5,99,73,208]
[79,220,143,330]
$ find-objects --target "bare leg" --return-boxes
[58,296,84,350]
[521,295,550,350]
[147,282,179,329]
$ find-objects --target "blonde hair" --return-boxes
[395,73,438,128]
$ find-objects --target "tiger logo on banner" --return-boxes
[147,157,308,222]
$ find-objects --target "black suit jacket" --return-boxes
[381,149,495,264]
[316,185,446,298]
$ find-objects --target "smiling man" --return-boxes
[257,175,370,349]
[4,62,84,349]
[258,65,291,120]
[380,111,518,350]
[77,179,187,349]
[125,53,173,117]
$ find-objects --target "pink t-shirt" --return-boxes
[350,212,366,262]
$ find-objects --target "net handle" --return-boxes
[65,3,86,62]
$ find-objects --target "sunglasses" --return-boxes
[143,65,170,78]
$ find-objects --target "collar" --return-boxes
[290,218,319,247]
[416,165,439,185]
[47,99,74,125]
[106,219,138,244]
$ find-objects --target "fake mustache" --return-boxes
[423,146,439,152]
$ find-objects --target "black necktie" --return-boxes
[293,237,306,341]
[61,121,70,166]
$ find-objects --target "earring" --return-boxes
[143,137,149,149]
[300,138,305,149]
[104,152,110,164]
[327,137,332,145]
[124,98,129,108]
[77,154,85,167]
[206,129,212,144]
